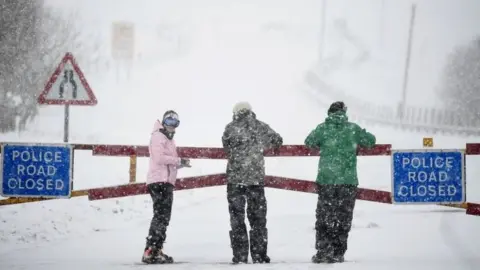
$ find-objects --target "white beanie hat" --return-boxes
[232,101,252,114]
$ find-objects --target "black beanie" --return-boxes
[328,101,347,115]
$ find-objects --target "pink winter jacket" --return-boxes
[146,120,182,186]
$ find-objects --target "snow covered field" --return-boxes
[1,189,479,270]
[1,0,480,269]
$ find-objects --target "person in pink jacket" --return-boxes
[142,110,191,264]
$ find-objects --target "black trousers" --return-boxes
[315,184,357,259]
[227,184,268,260]
[145,182,174,250]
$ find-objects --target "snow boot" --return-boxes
[154,249,174,264]
[250,229,270,263]
[141,247,174,264]
[311,252,344,264]
[230,230,249,264]
[330,255,345,263]
[311,252,330,263]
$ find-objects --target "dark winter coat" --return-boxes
[304,111,376,185]
[222,110,283,186]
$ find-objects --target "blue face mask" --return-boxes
[163,117,180,128]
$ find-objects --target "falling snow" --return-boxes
[1,0,480,269]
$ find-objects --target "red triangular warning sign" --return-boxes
[37,52,98,106]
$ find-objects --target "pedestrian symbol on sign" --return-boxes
[59,70,78,99]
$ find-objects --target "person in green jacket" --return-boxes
[304,101,376,264]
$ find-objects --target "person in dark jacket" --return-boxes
[221,102,283,264]
[304,101,376,264]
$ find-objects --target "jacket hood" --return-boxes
[152,119,175,140]
[326,111,348,126]
[152,120,163,133]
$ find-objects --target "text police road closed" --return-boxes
[7,149,65,191]
[1,144,72,198]
[399,156,456,197]
[392,151,464,204]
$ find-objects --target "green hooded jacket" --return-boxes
[304,111,376,185]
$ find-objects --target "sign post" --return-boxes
[37,52,98,142]
[391,149,466,204]
[1,144,73,198]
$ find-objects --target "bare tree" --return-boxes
[0,0,106,133]
[438,37,480,123]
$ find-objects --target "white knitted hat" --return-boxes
[232,101,252,114]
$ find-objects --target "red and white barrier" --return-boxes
[86,143,479,216]
[1,143,479,216]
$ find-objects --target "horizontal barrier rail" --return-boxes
[87,174,393,204]
[0,189,89,206]
[88,174,227,200]
[0,142,479,217]
[87,174,480,215]
[465,143,480,155]
[1,143,480,155]
[91,144,393,158]
[466,203,480,216]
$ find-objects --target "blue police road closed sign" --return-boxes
[391,149,465,204]
[1,144,73,198]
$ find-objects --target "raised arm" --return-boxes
[304,125,323,149]
[257,121,283,149]
[222,125,233,155]
[355,124,376,148]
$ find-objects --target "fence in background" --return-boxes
[305,70,480,136]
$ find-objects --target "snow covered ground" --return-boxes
[1,0,480,269]
[1,189,479,270]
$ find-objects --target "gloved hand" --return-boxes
[180,158,191,168]
[272,135,283,148]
